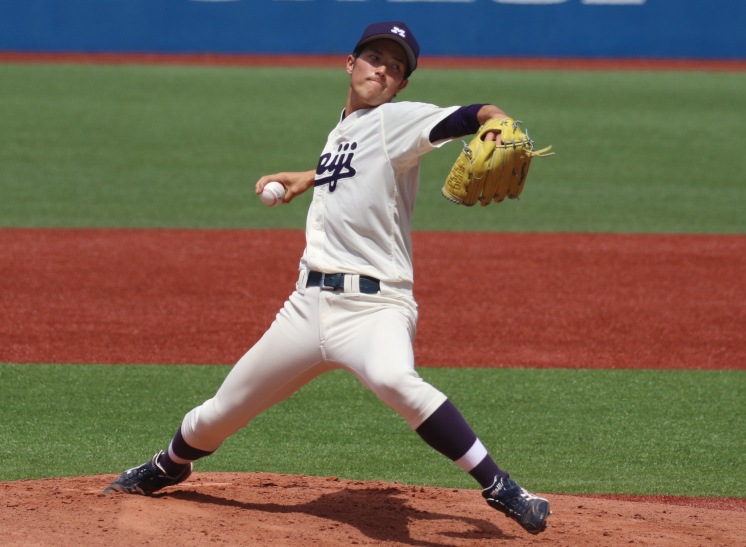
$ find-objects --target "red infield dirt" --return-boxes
[3,51,746,72]
[2,229,744,369]
[1,228,745,546]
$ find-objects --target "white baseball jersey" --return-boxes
[300,101,460,294]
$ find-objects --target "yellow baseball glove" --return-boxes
[442,118,553,207]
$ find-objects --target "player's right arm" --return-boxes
[256,170,316,204]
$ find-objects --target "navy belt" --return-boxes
[307,271,380,294]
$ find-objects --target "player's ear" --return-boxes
[346,55,356,76]
[397,78,409,93]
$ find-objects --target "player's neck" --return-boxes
[345,88,390,117]
[345,95,368,117]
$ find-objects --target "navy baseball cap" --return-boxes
[353,21,420,78]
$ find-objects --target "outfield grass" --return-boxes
[1,63,745,233]
[1,364,743,497]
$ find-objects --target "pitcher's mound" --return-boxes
[2,473,743,546]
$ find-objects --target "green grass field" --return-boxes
[1,62,744,496]
[1,364,743,497]
[2,63,745,232]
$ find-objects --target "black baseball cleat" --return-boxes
[103,451,192,495]
[482,475,551,534]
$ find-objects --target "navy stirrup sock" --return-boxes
[157,428,214,477]
[415,399,509,489]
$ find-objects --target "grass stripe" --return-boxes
[2,363,743,497]
[1,64,745,233]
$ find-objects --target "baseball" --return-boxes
[260,181,285,207]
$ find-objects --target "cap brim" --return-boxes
[356,34,417,76]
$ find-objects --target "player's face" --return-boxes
[346,40,409,111]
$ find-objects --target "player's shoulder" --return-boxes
[381,100,442,114]
[379,101,453,124]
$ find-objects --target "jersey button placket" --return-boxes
[307,188,327,267]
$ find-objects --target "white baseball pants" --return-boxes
[179,279,448,453]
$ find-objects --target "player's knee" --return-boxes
[367,370,424,408]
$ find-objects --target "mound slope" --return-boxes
[2,473,744,546]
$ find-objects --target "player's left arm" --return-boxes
[476,104,509,144]
[476,104,509,125]
[429,103,509,145]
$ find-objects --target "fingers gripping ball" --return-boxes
[442,118,553,207]
[260,181,286,207]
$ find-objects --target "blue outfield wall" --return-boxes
[0,0,744,60]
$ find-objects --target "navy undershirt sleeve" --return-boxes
[428,104,486,143]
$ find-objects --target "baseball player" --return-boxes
[104,21,550,535]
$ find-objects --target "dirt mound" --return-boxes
[2,473,743,546]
